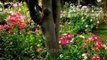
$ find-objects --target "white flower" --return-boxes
[0,8,2,11]
[97,0,101,2]
[82,53,88,60]
[97,21,100,24]
[67,14,71,18]
[70,38,74,42]
[81,6,87,10]
[85,25,88,28]
[79,35,85,38]
[59,54,63,58]
[95,13,100,17]
[65,2,69,6]
[90,19,93,22]
[13,3,18,7]
[103,45,107,50]
[10,11,13,14]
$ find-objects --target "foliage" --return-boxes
[0,2,107,60]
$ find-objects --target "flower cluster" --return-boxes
[82,35,103,60]
[0,25,10,29]
[88,35,103,50]
[0,12,27,34]
[59,33,73,45]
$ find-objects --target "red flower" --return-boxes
[82,43,88,48]
[92,55,101,60]
[36,48,42,53]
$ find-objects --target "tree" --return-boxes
[25,0,61,58]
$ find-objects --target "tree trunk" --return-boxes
[26,0,60,58]
[42,0,60,57]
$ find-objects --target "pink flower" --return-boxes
[36,48,42,53]
[13,3,18,8]
[92,55,101,60]
[0,25,4,29]
[0,25,10,29]
[20,15,26,21]
[19,23,27,29]
[59,37,64,41]
[93,35,99,41]
[76,33,80,36]
[35,29,40,33]
[86,38,94,42]
[82,43,88,48]
[18,2,22,6]
[60,11,65,17]
[0,1,3,5]
[59,40,70,45]
[20,29,25,33]
[64,21,68,24]
[59,33,73,45]
[3,25,10,29]
[67,34,73,39]
[94,41,103,49]
[3,9,7,14]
